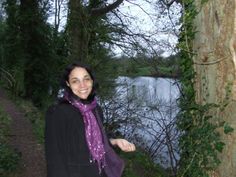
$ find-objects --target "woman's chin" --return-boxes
[77,94,89,100]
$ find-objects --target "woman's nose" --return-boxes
[79,80,86,87]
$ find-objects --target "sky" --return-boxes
[115,0,182,57]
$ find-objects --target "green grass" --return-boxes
[0,106,21,177]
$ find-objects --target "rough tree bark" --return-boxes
[193,1,236,176]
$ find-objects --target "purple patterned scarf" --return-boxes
[63,91,106,173]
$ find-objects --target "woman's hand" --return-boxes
[110,138,136,152]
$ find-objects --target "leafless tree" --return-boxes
[47,0,182,61]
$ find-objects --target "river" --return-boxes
[100,76,180,168]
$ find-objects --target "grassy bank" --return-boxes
[0,106,20,177]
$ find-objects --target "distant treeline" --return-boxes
[113,53,181,78]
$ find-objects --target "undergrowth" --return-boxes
[0,106,20,176]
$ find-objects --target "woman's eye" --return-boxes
[71,80,79,84]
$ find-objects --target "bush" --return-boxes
[120,150,169,177]
[0,144,20,175]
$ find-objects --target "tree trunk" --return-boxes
[193,1,236,176]
[67,0,90,63]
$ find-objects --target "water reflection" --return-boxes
[117,76,179,104]
[101,76,180,168]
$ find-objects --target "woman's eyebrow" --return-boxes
[70,77,78,80]
[84,75,91,78]
[70,75,91,80]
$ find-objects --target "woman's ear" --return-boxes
[66,81,70,87]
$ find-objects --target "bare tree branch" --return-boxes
[90,0,124,16]
[160,0,182,7]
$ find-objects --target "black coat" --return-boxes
[45,102,107,177]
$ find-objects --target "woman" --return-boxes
[45,62,135,177]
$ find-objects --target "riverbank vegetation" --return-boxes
[113,53,180,78]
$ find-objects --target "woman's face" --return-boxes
[66,67,93,100]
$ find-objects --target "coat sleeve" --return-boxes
[45,105,68,177]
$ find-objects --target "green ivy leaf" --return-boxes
[215,142,225,153]
[224,123,234,134]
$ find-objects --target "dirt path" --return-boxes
[0,88,46,177]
